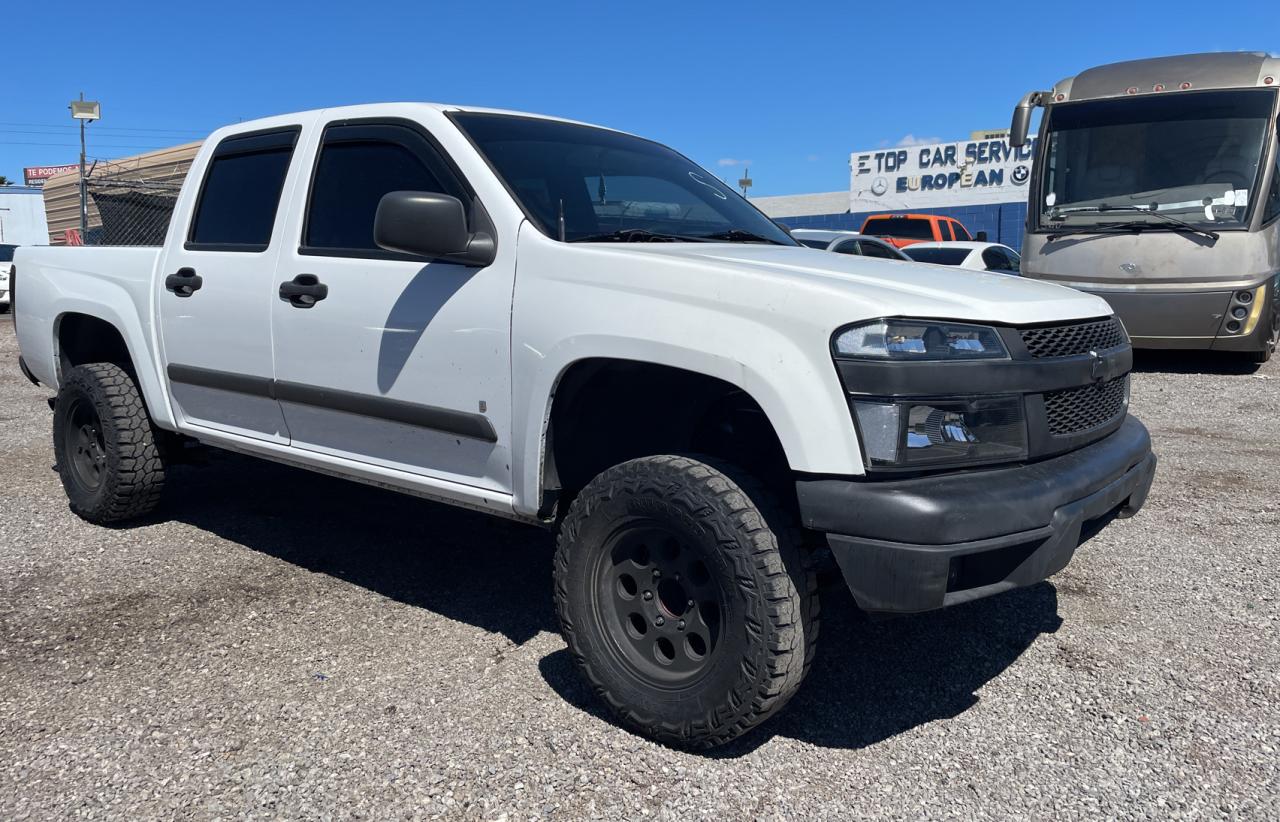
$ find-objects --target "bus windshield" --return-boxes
[1037,89,1275,230]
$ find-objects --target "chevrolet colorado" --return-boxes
[13,104,1156,748]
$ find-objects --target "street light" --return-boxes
[69,94,101,239]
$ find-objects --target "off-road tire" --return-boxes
[554,454,819,749]
[53,363,166,523]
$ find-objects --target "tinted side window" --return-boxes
[952,222,972,241]
[860,241,901,260]
[188,129,299,250]
[832,240,861,255]
[1265,124,1280,224]
[796,238,829,248]
[982,248,1018,271]
[304,123,460,252]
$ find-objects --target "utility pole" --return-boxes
[69,93,101,240]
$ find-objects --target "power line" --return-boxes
[0,128,200,140]
[0,121,206,135]
[0,140,186,150]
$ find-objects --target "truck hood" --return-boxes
[608,243,1114,326]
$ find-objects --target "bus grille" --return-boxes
[1020,317,1126,358]
[1045,376,1128,436]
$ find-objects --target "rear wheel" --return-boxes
[554,454,818,749]
[53,363,166,523]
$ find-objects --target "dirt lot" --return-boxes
[1,314,1277,819]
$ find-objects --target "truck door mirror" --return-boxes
[374,191,496,266]
[975,230,988,242]
[1009,90,1046,148]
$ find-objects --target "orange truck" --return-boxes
[860,213,977,248]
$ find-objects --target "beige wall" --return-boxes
[42,141,201,244]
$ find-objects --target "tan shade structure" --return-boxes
[43,141,202,245]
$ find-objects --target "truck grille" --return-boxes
[1020,317,1125,358]
[1044,376,1128,436]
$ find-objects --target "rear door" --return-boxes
[158,125,306,442]
[269,118,514,493]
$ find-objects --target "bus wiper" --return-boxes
[695,229,789,245]
[1046,204,1219,242]
[569,228,710,243]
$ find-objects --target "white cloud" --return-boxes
[717,157,750,167]
[894,134,942,147]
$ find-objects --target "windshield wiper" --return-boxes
[1046,203,1219,242]
[568,228,709,243]
[695,229,789,245]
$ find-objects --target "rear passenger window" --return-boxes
[188,128,299,250]
[952,222,972,241]
[860,241,901,260]
[303,122,462,253]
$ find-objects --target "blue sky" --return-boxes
[2,0,1268,196]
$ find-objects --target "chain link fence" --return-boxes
[42,142,200,245]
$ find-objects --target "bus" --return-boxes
[1010,51,1280,363]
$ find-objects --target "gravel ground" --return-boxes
[1,314,1277,820]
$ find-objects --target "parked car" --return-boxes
[904,241,1023,275]
[789,229,911,260]
[12,103,1155,749]
[0,244,16,313]
[859,213,973,247]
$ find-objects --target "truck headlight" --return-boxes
[834,319,1008,360]
[851,395,1027,469]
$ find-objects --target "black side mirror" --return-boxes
[374,191,496,266]
[975,230,988,242]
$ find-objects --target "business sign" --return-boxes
[849,134,1037,211]
[23,164,78,188]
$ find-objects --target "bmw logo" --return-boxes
[1011,165,1030,185]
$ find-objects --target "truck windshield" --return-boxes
[1037,89,1275,230]
[451,113,794,245]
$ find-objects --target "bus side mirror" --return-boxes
[1010,91,1047,148]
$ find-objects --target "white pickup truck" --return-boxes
[13,103,1156,748]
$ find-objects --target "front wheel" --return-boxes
[554,455,818,749]
[1246,310,1278,364]
[53,363,167,523]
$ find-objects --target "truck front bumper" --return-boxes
[796,415,1156,614]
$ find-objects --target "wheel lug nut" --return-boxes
[652,569,661,579]
[642,590,653,601]
[655,616,665,627]
[687,599,695,608]
[677,620,685,631]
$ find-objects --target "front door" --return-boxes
[269,119,513,493]
[158,125,306,442]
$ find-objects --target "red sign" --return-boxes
[23,164,79,187]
